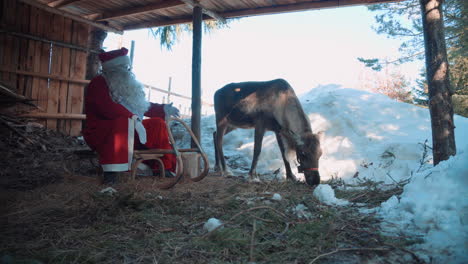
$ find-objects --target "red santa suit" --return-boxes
[82,48,176,173]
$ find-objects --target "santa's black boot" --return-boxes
[102,172,117,185]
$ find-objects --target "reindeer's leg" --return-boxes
[276,132,297,181]
[215,118,232,176]
[213,131,220,172]
[249,124,265,181]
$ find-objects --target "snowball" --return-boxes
[293,204,312,219]
[203,218,223,232]
[313,184,350,206]
[271,193,282,201]
[99,187,117,195]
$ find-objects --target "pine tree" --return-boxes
[149,20,229,50]
[360,0,467,98]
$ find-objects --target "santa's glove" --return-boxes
[132,115,147,144]
[163,103,180,119]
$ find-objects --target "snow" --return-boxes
[313,184,350,206]
[203,218,223,232]
[271,193,282,201]
[99,187,117,195]
[292,204,313,220]
[194,84,468,262]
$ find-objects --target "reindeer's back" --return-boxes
[214,79,292,109]
[214,79,294,126]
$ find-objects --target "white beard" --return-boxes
[102,66,150,118]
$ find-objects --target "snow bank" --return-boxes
[379,147,468,263]
[195,84,468,262]
[199,84,459,184]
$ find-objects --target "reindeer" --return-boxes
[213,79,322,186]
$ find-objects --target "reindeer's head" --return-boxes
[296,132,323,186]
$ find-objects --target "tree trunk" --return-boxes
[419,0,456,165]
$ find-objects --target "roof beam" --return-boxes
[98,0,184,21]
[19,0,123,34]
[180,0,226,23]
[124,0,398,30]
[48,0,82,9]
[221,0,399,18]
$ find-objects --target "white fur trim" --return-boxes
[102,55,130,70]
[102,163,129,172]
[128,118,135,170]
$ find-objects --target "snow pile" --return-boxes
[203,218,223,232]
[195,84,468,262]
[378,149,468,263]
[313,184,350,206]
[199,84,462,184]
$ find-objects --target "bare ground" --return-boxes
[0,118,424,264]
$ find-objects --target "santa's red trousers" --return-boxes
[139,117,176,173]
[84,117,176,173]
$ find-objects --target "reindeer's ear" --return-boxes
[316,131,325,142]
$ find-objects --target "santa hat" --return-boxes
[99,47,131,70]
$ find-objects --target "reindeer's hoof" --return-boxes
[217,169,233,177]
[305,174,320,186]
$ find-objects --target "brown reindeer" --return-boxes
[213,79,322,186]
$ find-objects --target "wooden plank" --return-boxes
[30,7,44,115]
[60,18,72,134]
[9,0,20,91]
[0,68,90,84]
[46,13,65,130]
[1,0,15,85]
[21,112,86,119]
[0,1,7,83]
[0,29,101,53]
[69,21,89,136]
[17,2,31,96]
[18,0,123,34]
[24,6,39,100]
[37,10,52,123]
[48,0,81,8]
[98,0,183,21]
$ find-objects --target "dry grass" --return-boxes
[0,174,423,264]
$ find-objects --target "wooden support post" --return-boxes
[419,0,456,165]
[129,40,135,67]
[85,28,106,80]
[167,77,172,103]
[191,5,202,148]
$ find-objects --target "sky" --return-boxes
[103,5,423,115]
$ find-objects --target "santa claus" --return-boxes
[83,47,179,184]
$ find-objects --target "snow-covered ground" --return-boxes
[192,84,467,263]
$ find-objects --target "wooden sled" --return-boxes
[65,117,209,189]
[131,117,210,189]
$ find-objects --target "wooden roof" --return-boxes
[25,0,398,34]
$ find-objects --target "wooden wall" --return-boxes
[0,0,90,136]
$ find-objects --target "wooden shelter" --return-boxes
[0,0,455,163]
